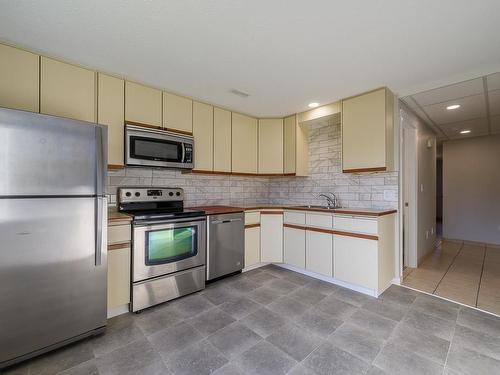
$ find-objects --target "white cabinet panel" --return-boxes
[108,246,131,309]
[283,211,306,225]
[245,211,260,225]
[108,225,131,245]
[306,213,333,229]
[333,215,378,235]
[245,226,260,268]
[334,234,378,289]
[306,230,333,277]
[261,214,283,263]
[284,227,305,269]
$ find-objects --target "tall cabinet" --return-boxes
[192,101,214,171]
[213,108,232,172]
[231,113,258,174]
[258,119,283,174]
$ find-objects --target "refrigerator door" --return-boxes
[0,107,106,197]
[0,197,107,365]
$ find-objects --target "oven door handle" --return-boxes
[134,216,206,227]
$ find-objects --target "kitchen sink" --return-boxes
[292,205,340,210]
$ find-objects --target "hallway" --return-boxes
[403,240,500,315]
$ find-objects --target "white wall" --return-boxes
[443,134,500,245]
[400,103,437,263]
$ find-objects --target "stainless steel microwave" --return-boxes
[125,124,194,169]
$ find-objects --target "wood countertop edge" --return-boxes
[242,206,397,217]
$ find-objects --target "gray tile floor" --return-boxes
[3,265,500,375]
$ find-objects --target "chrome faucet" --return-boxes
[319,192,340,208]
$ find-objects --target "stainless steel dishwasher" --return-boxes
[207,212,245,280]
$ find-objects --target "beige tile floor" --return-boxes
[403,240,500,315]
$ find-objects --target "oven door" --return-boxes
[132,217,206,282]
[125,125,194,169]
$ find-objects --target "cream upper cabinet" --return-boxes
[260,213,283,263]
[283,115,296,174]
[163,92,193,133]
[213,107,232,172]
[342,88,394,173]
[232,112,258,174]
[40,57,96,122]
[192,101,213,171]
[0,44,39,112]
[98,74,125,167]
[258,119,283,174]
[125,81,162,127]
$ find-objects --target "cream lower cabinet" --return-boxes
[107,221,131,312]
[284,226,305,268]
[306,230,333,277]
[260,213,283,263]
[334,234,377,290]
[245,227,261,268]
[0,43,39,112]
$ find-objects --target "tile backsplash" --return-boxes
[107,116,398,209]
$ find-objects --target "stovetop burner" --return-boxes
[117,187,205,222]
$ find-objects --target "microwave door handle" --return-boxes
[181,143,186,162]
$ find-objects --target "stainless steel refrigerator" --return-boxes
[0,107,108,368]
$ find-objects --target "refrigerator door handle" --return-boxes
[95,197,107,266]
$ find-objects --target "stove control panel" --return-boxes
[118,187,184,203]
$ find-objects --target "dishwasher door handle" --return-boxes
[211,218,242,225]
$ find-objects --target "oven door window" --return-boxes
[130,136,183,163]
[145,226,197,265]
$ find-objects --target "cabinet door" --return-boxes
[98,74,125,167]
[306,230,332,277]
[213,107,232,172]
[342,88,387,172]
[245,226,260,268]
[0,44,39,112]
[334,234,377,289]
[107,246,131,309]
[258,119,283,174]
[125,81,162,127]
[163,92,193,133]
[283,115,296,174]
[40,57,96,122]
[260,214,283,263]
[284,227,305,268]
[193,101,213,171]
[232,112,258,173]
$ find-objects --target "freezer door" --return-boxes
[0,107,106,196]
[0,198,107,365]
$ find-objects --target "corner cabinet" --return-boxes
[258,119,283,174]
[40,57,96,122]
[98,74,125,168]
[0,44,39,112]
[232,113,258,174]
[342,88,394,173]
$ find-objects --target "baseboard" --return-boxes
[107,304,129,319]
[242,262,270,273]
[274,263,378,297]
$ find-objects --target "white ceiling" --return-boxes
[402,72,500,140]
[1,1,500,117]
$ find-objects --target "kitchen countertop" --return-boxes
[192,205,397,217]
[108,209,132,223]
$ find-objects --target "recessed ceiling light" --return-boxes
[460,130,471,134]
[446,104,461,110]
[308,102,319,108]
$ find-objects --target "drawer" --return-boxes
[245,211,261,225]
[108,224,131,244]
[284,211,306,225]
[333,215,378,235]
[305,213,333,229]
